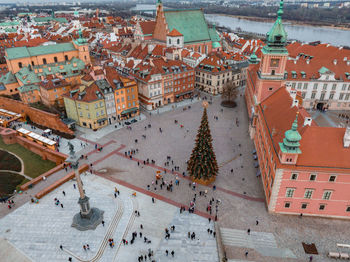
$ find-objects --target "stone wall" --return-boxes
[0,127,67,165]
[0,96,74,135]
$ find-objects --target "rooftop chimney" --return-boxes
[303,117,312,126]
[292,99,299,107]
[344,126,350,148]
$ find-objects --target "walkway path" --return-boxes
[154,211,218,262]
[220,228,296,259]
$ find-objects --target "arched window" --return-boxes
[65,55,68,61]
[18,62,22,68]
[43,58,47,65]
[54,56,58,63]
[177,38,180,45]
[271,70,275,75]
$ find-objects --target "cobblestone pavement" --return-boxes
[0,174,218,262]
[3,93,350,261]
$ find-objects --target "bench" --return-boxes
[328,252,340,258]
[340,253,350,259]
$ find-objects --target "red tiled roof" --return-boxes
[260,86,350,170]
[139,21,156,36]
[167,29,183,37]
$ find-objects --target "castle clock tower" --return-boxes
[255,0,288,103]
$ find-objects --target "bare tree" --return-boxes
[222,80,238,102]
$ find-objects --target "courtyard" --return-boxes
[1,93,350,261]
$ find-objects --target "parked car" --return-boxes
[131,119,137,123]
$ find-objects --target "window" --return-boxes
[54,56,58,63]
[95,103,98,109]
[270,59,279,67]
[284,202,290,208]
[291,173,298,180]
[271,70,275,75]
[99,101,103,107]
[339,93,344,100]
[322,191,332,200]
[303,83,308,89]
[323,83,328,90]
[269,87,273,91]
[79,111,83,117]
[346,206,350,212]
[101,110,104,115]
[333,83,337,90]
[177,38,180,45]
[319,204,325,210]
[31,61,34,66]
[301,203,308,209]
[329,175,336,182]
[96,112,99,117]
[297,83,302,89]
[43,58,47,65]
[309,174,316,181]
[285,188,295,198]
[329,93,334,100]
[78,103,81,109]
[87,113,90,119]
[304,189,313,199]
[18,62,22,68]
[65,55,68,61]
[169,39,171,44]
[311,92,316,99]
[313,83,318,90]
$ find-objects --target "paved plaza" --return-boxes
[2,93,350,261]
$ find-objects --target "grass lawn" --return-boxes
[0,137,56,178]
[0,171,24,197]
[0,150,21,172]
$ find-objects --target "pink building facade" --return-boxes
[245,1,350,219]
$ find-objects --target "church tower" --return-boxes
[73,29,91,65]
[255,0,288,103]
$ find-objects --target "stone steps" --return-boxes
[154,211,218,262]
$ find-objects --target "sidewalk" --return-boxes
[75,113,147,143]
[142,97,202,115]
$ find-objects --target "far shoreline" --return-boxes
[207,13,350,31]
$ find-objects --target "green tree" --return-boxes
[187,106,218,181]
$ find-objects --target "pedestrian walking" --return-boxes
[61,203,64,208]
[171,250,174,257]
[256,220,259,225]
[60,245,63,250]
[152,197,155,203]
[245,251,249,257]
[247,229,250,235]
[165,250,168,256]
[102,220,105,226]
[62,191,66,196]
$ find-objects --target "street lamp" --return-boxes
[66,142,104,231]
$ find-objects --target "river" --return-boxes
[130,4,350,46]
[205,14,350,47]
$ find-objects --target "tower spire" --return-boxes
[277,0,284,19]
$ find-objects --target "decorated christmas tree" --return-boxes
[187,102,218,184]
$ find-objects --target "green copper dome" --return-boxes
[248,51,258,64]
[76,29,87,45]
[262,0,288,54]
[279,113,302,154]
[212,41,221,49]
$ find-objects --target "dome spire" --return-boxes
[277,0,284,19]
[279,112,302,154]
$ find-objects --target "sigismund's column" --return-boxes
[67,142,104,231]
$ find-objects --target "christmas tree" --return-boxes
[187,102,218,183]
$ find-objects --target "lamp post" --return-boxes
[66,142,104,231]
